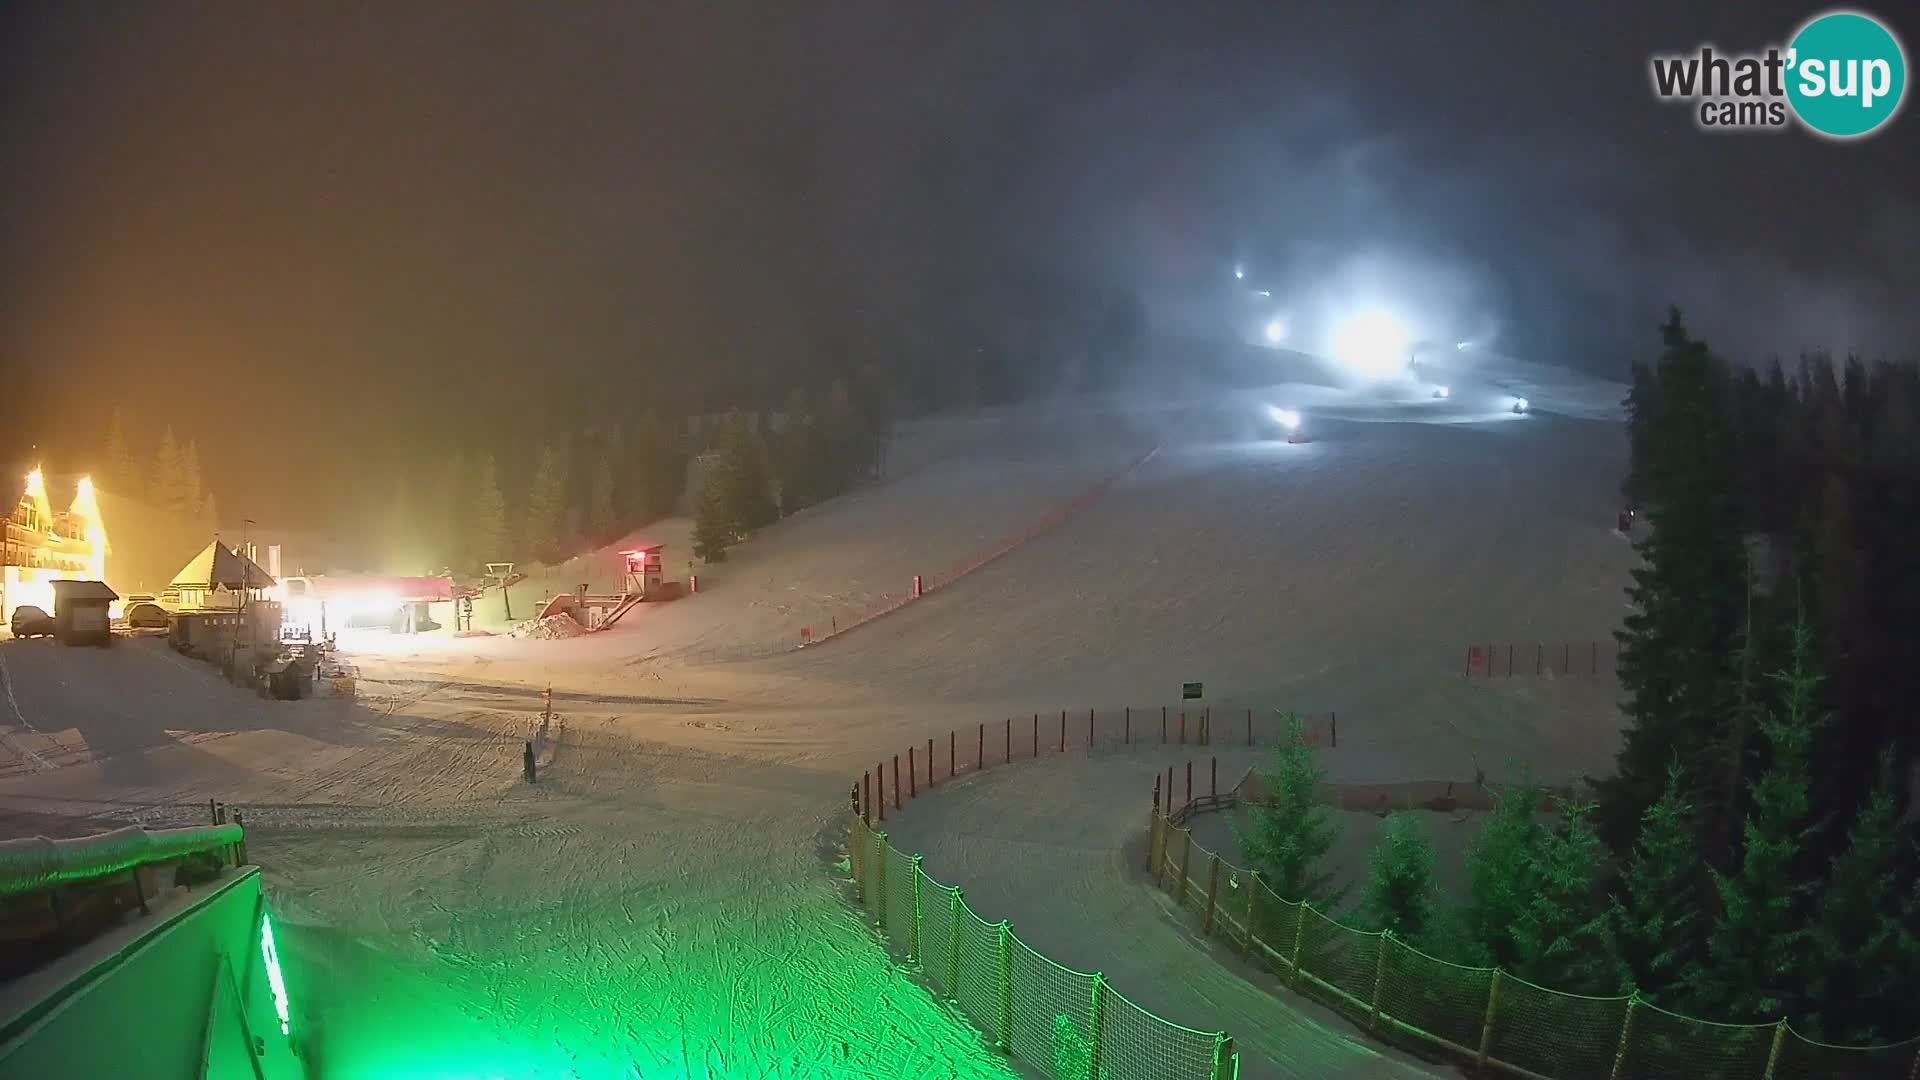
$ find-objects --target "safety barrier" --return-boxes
[799,444,1160,646]
[850,812,1237,1080]
[1464,640,1619,678]
[1146,777,1920,1080]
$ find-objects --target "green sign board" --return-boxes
[1182,681,1203,700]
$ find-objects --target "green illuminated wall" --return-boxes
[0,868,306,1080]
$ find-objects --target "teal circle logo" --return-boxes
[1786,10,1907,138]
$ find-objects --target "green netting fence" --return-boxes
[849,811,1238,1080]
[1147,794,1920,1080]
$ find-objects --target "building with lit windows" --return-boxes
[1,467,108,625]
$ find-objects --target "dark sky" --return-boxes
[2,2,1915,518]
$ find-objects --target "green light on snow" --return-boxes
[261,913,291,1036]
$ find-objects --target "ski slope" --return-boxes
[0,357,1635,1078]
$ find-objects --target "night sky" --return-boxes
[2,2,1915,518]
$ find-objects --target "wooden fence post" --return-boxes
[1059,709,1066,753]
[1088,973,1108,1080]
[978,723,985,769]
[874,830,889,928]
[1176,828,1193,905]
[909,853,924,963]
[1247,707,1253,746]
[947,887,964,1002]
[1607,994,1639,1080]
[1210,756,1217,799]
[949,732,955,778]
[1125,706,1131,744]
[1148,778,1162,871]
[1033,714,1039,758]
[893,755,901,809]
[1203,852,1222,935]
[1331,711,1338,749]
[1210,1034,1234,1080]
[1186,760,1193,806]
[1005,717,1011,763]
[233,810,247,865]
[1088,706,1094,751]
[1369,931,1391,1032]
[863,771,872,826]
[1161,705,1167,743]
[1289,904,1309,984]
[995,920,1013,1053]
[1761,1019,1788,1080]
[1476,970,1503,1069]
[908,746,917,798]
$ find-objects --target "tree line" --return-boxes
[1241,312,1919,1045]
[692,379,890,562]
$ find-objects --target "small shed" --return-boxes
[49,580,117,647]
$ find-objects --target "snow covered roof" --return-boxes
[49,580,118,602]
[169,540,275,590]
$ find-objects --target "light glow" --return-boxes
[1328,308,1412,379]
[70,476,109,582]
[1268,406,1301,430]
[261,912,291,1036]
[1433,385,1450,399]
[1233,265,1245,280]
[1264,318,1287,344]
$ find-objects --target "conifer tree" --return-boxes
[437,451,470,574]
[1362,811,1439,943]
[1597,310,1749,852]
[181,440,204,516]
[1231,714,1343,908]
[715,410,776,534]
[1693,615,1823,1021]
[470,454,508,565]
[1610,761,1705,1002]
[152,426,188,515]
[590,441,618,543]
[1462,779,1543,968]
[777,387,820,515]
[526,441,572,559]
[1512,795,1619,995]
[691,471,733,563]
[200,492,219,533]
[1805,753,1920,1043]
[104,406,134,491]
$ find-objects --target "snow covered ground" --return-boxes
[0,360,1634,1078]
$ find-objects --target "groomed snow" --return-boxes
[0,364,1633,1078]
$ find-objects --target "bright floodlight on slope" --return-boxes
[1268,405,1301,429]
[1433,385,1450,399]
[1264,318,1287,344]
[1328,308,1412,379]
[1456,340,1472,351]
[1233,264,1245,280]
[1512,396,1530,414]
[1254,289,1271,297]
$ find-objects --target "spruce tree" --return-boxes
[1362,811,1439,943]
[715,410,776,534]
[590,441,618,543]
[437,451,471,574]
[200,492,219,533]
[1805,753,1920,1043]
[777,387,819,515]
[470,454,509,565]
[691,470,734,563]
[1462,779,1542,968]
[525,441,572,560]
[1511,795,1619,995]
[152,426,188,515]
[1692,614,1823,1021]
[104,406,134,491]
[1610,761,1705,1002]
[181,440,204,517]
[1230,714,1343,908]
[1597,310,1749,852]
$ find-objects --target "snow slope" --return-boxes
[0,360,1635,1078]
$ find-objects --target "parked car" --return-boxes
[126,602,170,629]
[9,605,54,638]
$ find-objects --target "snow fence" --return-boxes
[849,812,1236,1080]
[798,444,1160,648]
[842,703,1318,1080]
[1146,777,1920,1080]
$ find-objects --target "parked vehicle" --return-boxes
[126,602,170,629]
[9,606,54,638]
